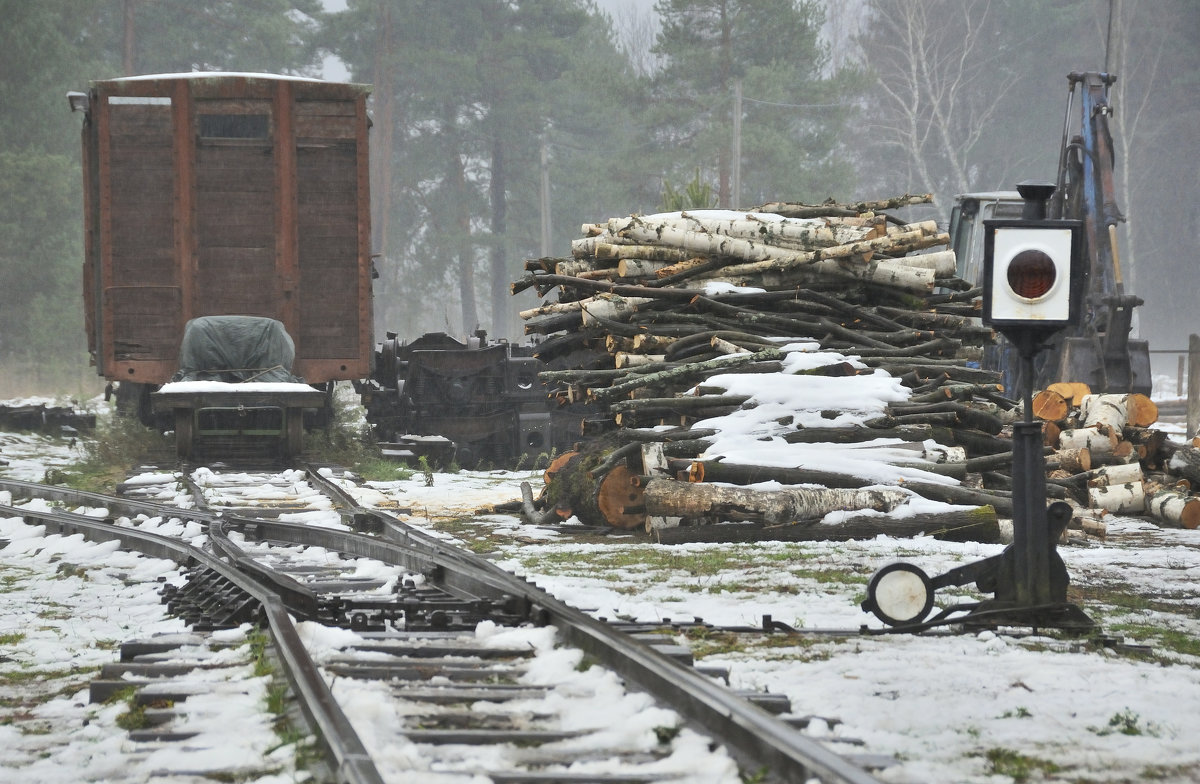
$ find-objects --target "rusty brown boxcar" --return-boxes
[75,73,373,403]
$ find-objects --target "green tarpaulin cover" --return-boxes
[173,316,302,383]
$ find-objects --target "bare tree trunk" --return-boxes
[451,150,477,333]
[717,0,732,208]
[370,3,396,332]
[122,0,136,75]
[489,135,509,339]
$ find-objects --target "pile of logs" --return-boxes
[1035,384,1200,531]
[511,197,1197,543]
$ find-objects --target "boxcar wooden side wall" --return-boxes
[82,75,372,386]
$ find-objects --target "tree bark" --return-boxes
[1146,488,1200,529]
[1165,443,1200,487]
[1088,481,1146,514]
[750,193,934,217]
[654,504,1000,544]
[642,478,909,525]
[1079,393,1128,435]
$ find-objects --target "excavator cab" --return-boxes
[949,72,1152,396]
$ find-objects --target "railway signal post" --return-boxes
[863,182,1094,631]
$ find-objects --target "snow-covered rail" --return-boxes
[0,474,885,783]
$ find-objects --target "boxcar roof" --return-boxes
[91,72,370,93]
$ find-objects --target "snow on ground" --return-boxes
[3,383,1200,782]
[0,431,81,481]
[365,468,1200,784]
[0,511,306,783]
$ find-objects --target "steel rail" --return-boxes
[301,468,882,784]
[3,475,884,783]
[0,500,384,784]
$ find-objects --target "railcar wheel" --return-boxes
[174,409,194,461]
[284,409,304,459]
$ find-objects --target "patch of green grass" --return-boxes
[1141,763,1199,780]
[653,724,681,744]
[268,722,318,771]
[266,681,290,716]
[425,515,499,553]
[1073,582,1199,621]
[245,628,319,772]
[789,566,870,586]
[1106,622,1200,660]
[680,628,832,662]
[244,628,296,717]
[0,670,46,686]
[740,766,770,783]
[982,747,1061,781]
[36,604,73,621]
[115,702,150,731]
[519,544,823,579]
[54,563,88,580]
[0,668,97,708]
[44,414,169,494]
[247,628,274,679]
[1089,708,1159,737]
[352,457,414,482]
[1000,706,1033,719]
[0,631,25,645]
[109,686,155,731]
[1,569,31,591]
[19,722,54,735]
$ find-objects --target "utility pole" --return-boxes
[731,80,742,210]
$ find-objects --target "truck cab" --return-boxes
[948,191,1024,283]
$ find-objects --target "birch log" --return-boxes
[1146,488,1200,529]
[1088,480,1146,514]
[668,212,880,248]
[617,258,671,278]
[642,478,910,525]
[596,243,692,262]
[1079,394,1128,435]
[578,295,656,325]
[752,193,934,217]
[1086,462,1144,487]
[1059,426,1118,456]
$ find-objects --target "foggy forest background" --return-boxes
[1,0,1197,396]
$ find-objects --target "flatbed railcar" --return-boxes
[72,73,373,459]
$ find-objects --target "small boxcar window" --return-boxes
[199,113,269,139]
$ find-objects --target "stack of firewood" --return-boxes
[1033,384,1200,532]
[511,196,1195,542]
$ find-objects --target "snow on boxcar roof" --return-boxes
[112,71,332,83]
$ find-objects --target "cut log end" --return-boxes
[597,465,646,529]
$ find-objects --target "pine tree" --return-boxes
[647,0,859,208]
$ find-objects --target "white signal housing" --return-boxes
[982,219,1084,329]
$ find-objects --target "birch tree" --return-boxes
[854,0,1092,215]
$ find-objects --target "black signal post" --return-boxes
[862,182,1094,632]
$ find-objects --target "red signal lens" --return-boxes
[1007,249,1056,299]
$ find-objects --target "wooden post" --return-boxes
[1179,354,1185,397]
[1189,335,1200,439]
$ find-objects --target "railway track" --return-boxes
[0,468,888,784]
